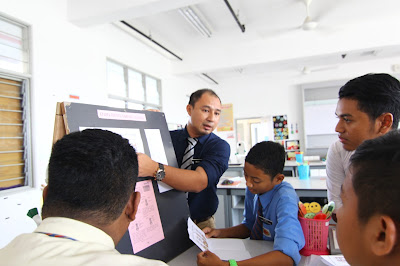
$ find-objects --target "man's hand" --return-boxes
[202,227,221,238]
[197,250,227,266]
[137,153,158,177]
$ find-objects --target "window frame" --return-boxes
[0,13,32,194]
[106,58,162,111]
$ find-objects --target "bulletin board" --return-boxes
[53,102,192,262]
[273,115,289,140]
[217,103,234,131]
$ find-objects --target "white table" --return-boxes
[168,238,309,266]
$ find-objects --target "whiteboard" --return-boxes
[304,103,338,135]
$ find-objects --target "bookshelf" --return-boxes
[275,139,300,161]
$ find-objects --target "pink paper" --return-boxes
[97,109,146,121]
[128,180,164,253]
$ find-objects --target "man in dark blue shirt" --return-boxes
[138,89,230,229]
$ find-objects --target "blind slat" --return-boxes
[0,164,24,178]
[0,178,24,189]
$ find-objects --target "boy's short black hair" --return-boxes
[350,130,400,226]
[188,89,221,107]
[338,73,400,129]
[245,141,285,180]
[42,129,138,226]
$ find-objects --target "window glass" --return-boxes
[145,76,160,105]
[107,60,162,110]
[0,19,22,38]
[128,69,144,102]
[128,102,144,110]
[0,17,26,73]
[106,61,125,97]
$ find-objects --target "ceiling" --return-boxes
[68,0,400,82]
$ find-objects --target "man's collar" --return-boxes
[183,125,211,145]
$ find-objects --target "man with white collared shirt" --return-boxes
[0,129,166,265]
[326,73,400,221]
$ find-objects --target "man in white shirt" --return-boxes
[326,73,400,221]
[0,129,166,266]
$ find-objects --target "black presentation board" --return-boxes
[63,102,193,262]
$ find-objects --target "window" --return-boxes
[106,60,162,110]
[0,77,31,191]
[0,16,30,74]
[0,14,31,192]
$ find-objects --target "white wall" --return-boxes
[0,0,208,248]
[217,56,400,154]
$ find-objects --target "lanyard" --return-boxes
[36,232,77,241]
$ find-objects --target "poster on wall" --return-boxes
[273,115,289,140]
[217,103,234,131]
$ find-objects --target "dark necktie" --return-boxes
[250,197,263,240]
[181,137,198,169]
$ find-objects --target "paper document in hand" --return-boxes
[187,220,272,261]
[187,218,209,251]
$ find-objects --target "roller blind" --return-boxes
[0,77,25,189]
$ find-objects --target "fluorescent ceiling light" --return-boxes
[179,6,212,38]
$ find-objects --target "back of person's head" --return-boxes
[42,129,138,226]
[350,129,400,227]
[245,141,285,179]
[338,73,400,129]
[188,89,221,107]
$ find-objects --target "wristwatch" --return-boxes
[154,163,165,181]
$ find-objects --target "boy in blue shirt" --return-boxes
[197,141,305,266]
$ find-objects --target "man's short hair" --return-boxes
[245,141,285,179]
[338,73,400,129]
[188,89,221,107]
[42,129,138,225]
[350,130,400,226]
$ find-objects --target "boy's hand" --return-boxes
[202,227,221,238]
[197,250,227,266]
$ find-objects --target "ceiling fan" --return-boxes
[302,0,318,31]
